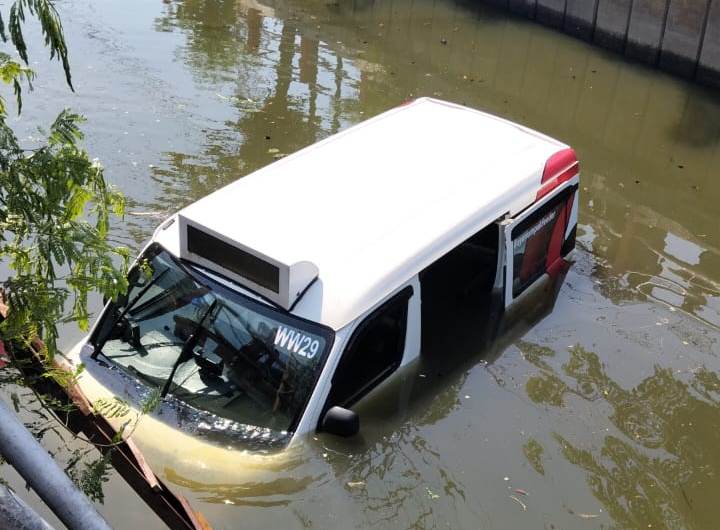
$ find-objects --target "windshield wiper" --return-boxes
[92,267,169,358]
[130,284,209,322]
[119,267,170,321]
[160,299,218,398]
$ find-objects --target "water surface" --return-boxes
[1,0,719,528]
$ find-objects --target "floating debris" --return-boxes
[509,495,527,511]
[127,211,169,219]
[523,438,545,475]
[346,481,366,488]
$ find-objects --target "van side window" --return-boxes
[324,287,412,410]
[510,186,576,297]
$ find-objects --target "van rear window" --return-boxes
[510,186,575,297]
[187,224,280,293]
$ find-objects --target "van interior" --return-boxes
[418,223,502,356]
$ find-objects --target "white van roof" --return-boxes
[169,98,569,330]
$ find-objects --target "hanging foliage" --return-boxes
[0,0,128,359]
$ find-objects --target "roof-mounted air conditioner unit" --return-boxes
[177,214,318,310]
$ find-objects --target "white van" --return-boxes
[69,98,579,474]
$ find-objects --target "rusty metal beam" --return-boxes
[11,346,212,530]
[0,296,211,530]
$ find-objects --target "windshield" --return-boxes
[91,243,333,435]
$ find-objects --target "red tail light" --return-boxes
[537,148,578,200]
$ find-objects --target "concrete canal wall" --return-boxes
[490,0,720,87]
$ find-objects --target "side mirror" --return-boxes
[321,406,359,437]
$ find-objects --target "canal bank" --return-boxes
[488,0,720,87]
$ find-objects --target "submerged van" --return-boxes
[69,98,579,475]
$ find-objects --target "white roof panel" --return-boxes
[172,98,567,329]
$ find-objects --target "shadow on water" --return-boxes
[667,86,720,147]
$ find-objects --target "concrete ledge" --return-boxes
[625,0,668,64]
[536,0,566,27]
[697,0,720,85]
[564,0,597,41]
[659,0,711,76]
[508,0,537,18]
[487,0,720,88]
[594,0,633,52]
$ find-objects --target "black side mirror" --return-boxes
[321,406,359,437]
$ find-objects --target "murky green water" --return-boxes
[2,0,720,528]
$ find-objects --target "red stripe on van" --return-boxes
[545,205,567,269]
[537,148,578,201]
[545,190,575,273]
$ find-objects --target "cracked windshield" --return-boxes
[0,0,718,528]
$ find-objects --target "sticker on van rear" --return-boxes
[274,326,320,360]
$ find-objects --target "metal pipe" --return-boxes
[0,483,56,530]
[0,399,112,530]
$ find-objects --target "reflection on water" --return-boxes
[142,0,720,329]
[3,0,720,527]
[524,340,720,530]
[148,0,366,209]
[165,467,320,507]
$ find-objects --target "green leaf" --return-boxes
[140,387,161,415]
[93,397,131,419]
[8,0,72,89]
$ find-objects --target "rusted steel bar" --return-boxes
[0,483,57,530]
[0,398,113,530]
[0,299,212,530]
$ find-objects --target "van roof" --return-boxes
[171,98,568,330]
